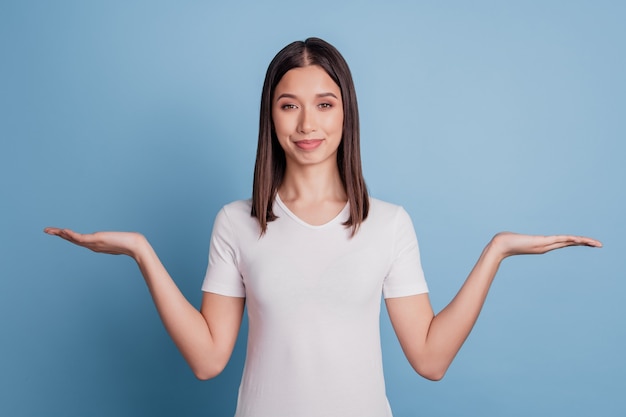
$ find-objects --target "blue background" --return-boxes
[1,1,624,416]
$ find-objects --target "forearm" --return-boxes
[387,231,600,381]
[132,237,220,378]
[422,240,504,376]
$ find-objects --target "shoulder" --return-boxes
[213,199,260,237]
[368,197,409,219]
[358,197,414,233]
[221,199,253,217]
[215,199,255,226]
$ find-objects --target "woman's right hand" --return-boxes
[44,228,146,258]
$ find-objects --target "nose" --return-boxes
[298,106,316,134]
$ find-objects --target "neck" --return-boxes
[279,162,346,203]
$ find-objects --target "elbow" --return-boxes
[412,362,448,382]
[192,362,227,381]
[194,370,217,381]
[190,347,234,380]
[419,368,446,382]
[406,349,453,381]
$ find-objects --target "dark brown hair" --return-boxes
[251,37,369,235]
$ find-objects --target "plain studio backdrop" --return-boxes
[1,1,624,416]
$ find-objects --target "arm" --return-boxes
[386,232,602,381]
[44,228,244,380]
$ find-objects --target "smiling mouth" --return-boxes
[294,139,324,150]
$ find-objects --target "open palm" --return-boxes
[44,228,144,257]
[492,232,602,259]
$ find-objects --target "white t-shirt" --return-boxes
[202,196,428,417]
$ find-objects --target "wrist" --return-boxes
[130,233,150,261]
[485,234,508,264]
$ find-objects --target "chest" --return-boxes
[237,223,392,314]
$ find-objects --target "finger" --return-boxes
[44,227,79,237]
[541,235,602,252]
[577,237,603,247]
[63,229,98,246]
[48,228,93,246]
[44,227,76,240]
[541,241,574,253]
[53,228,77,240]
[550,235,603,248]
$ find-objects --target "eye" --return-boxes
[281,103,298,110]
[318,103,332,109]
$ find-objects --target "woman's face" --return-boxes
[272,65,344,170]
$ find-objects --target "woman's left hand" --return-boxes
[490,232,602,260]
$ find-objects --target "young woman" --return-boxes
[45,38,601,417]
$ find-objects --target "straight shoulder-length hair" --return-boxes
[251,37,369,236]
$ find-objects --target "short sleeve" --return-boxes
[201,207,246,298]
[382,207,429,298]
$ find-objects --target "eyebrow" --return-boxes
[275,92,339,101]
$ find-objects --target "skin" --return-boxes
[44,64,602,382]
[272,65,347,225]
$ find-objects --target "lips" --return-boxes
[294,139,323,150]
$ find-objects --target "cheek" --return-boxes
[272,112,293,138]
[328,112,344,135]
[271,113,284,138]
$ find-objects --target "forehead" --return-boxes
[274,65,341,97]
